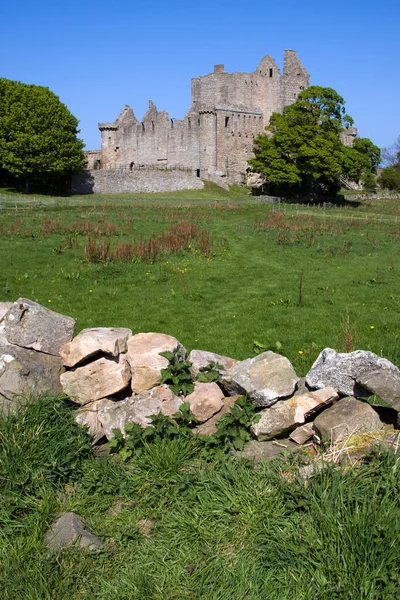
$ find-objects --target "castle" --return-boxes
[88,50,310,185]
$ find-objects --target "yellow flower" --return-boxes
[298,350,303,355]
[48,300,51,303]
[370,325,375,329]
[89,290,93,293]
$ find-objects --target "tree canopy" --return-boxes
[249,86,380,198]
[0,78,85,191]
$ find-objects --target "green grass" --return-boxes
[1,396,399,599]
[1,187,400,598]
[1,186,400,374]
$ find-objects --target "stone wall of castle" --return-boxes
[96,50,310,186]
[71,169,205,195]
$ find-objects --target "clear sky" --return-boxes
[1,0,399,151]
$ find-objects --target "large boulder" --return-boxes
[313,396,384,443]
[188,349,239,378]
[356,369,400,413]
[98,384,183,438]
[127,332,185,394]
[75,398,117,442]
[222,351,299,408]
[60,327,132,367]
[45,512,102,551]
[306,348,400,398]
[195,395,240,436]
[4,298,75,356]
[60,354,131,405]
[251,387,338,441]
[0,343,64,415]
[185,382,225,423]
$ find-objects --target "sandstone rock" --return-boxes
[127,332,185,393]
[357,369,400,413]
[306,348,400,398]
[289,423,315,445]
[313,397,384,443]
[0,302,13,323]
[60,354,131,405]
[60,327,132,367]
[75,398,117,442]
[98,384,183,438]
[188,349,239,378]
[185,382,224,423]
[222,351,299,408]
[45,512,102,551]
[195,395,239,435]
[251,387,338,441]
[4,298,75,356]
[0,343,64,415]
[236,439,302,463]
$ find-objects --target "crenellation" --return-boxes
[95,50,310,184]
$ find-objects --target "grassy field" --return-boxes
[1,184,400,599]
[1,183,400,373]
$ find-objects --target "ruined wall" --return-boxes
[96,50,310,186]
[71,169,204,195]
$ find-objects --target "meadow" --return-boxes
[1,184,400,599]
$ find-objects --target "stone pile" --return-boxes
[1,299,400,454]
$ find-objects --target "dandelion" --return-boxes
[233,315,236,318]
[298,350,303,355]
[89,290,93,293]
[370,325,375,329]
[48,300,51,303]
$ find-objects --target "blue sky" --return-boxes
[1,0,399,151]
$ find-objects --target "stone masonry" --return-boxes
[92,50,310,186]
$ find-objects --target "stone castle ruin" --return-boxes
[89,50,310,186]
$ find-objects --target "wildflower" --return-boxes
[89,290,93,293]
[48,300,51,303]
[370,325,375,329]
[298,350,303,355]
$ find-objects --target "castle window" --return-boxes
[196,169,200,178]
[198,118,200,126]
[225,116,229,127]
[269,68,273,77]
[188,118,191,129]
[141,122,145,132]
[171,119,174,128]
[152,121,155,131]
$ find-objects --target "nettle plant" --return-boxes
[197,361,224,383]
[159,350,195,396]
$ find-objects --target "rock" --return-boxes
[75,398,117,442]
[251,387,338,441]
[188,349,239,378]
[357,369,400,413]
[313,396,384,443]
[185,382,224,423]
[195,395,240,435]
[60,327,132,367]
[0,302,13,323]
[4,298,75,356]
[60,354,131,405]
[98,384,183,438]
[127,332,185,393]
[236,439,303,463]
[0,343,64,415]
[306,348,400,398]
[45,512,102,551]
[289,423,315,445]
[222,351,299,408]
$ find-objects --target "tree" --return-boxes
[381,135,400,167]
[379,165,400,191]
[249,86,379,198]
[0,78,85,191]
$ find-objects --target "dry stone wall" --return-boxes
[1,299,400,464]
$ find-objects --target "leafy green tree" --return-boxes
[249,86,378,198]
[0,78,85,191]
[379,165,400,191]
